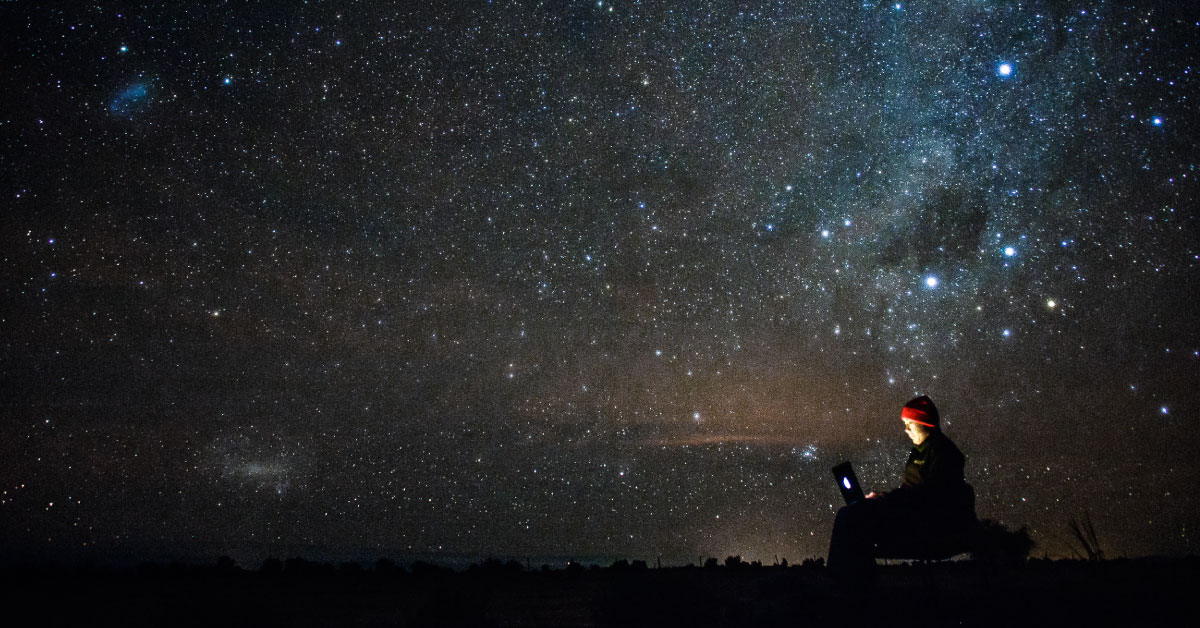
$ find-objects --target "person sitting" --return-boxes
[827,395,977,584]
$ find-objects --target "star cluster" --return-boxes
[2,1,1197,565]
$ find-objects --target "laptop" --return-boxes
[831,461,866,505]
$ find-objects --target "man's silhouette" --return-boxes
[827,395,976,584]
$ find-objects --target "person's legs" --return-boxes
[830,498,941,586]
[828,501,881,584]
[866,501,928,558]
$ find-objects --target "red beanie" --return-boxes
[901,395,939,428]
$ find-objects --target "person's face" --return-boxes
[902,419,929,446]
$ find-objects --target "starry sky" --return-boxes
[2,1,1198,567]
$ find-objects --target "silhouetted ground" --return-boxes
[2,558,1197,627]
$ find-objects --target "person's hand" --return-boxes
[865,492,880,499]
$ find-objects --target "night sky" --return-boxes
[3,1,1198,567]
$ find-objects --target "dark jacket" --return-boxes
[882,430,975,522]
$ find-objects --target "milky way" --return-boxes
[2,1,1198,566]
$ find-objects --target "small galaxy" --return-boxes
[108,82,150,117]
[2,1,1197,567]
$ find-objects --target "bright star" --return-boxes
[924,276,939,289]
[998,62,1013,77]
[1152,116,1163,126]
[1004,246,1017,257]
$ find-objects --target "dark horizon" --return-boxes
[5,543,1193,575]
[7,556,1198,628]
[0,509,1173,572]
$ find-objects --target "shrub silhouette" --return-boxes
[283,557,334,578]
[1067,511,1105,561]
[374,558,403,577]
[337,561,364,578]
[260,558,282,576]
[410,560,450,577]
[468,558,524,575]
[974,519,1036,565]
[215,556,239,574]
